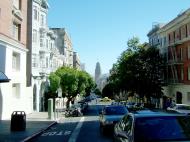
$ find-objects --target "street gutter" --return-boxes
[21,121,57,142]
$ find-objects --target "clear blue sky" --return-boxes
[48,0,190,76]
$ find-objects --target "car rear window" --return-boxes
[134,116,190,142]
[105,106,128,115]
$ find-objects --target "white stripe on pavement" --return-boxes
[68,117,85,142]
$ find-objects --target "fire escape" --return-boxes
[167,35,183,84]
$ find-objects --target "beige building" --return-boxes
[51,28,74,67]
[0,0,32,119]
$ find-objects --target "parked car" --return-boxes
[114,110,190,142]
[99,105,128,134]
[167,104,190,115]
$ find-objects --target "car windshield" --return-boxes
[134,116,190,142]
[105,106,128,115]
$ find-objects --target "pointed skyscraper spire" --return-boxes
[95,62,101,84]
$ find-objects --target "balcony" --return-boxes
[167,78,183,85]
[167,58,184,65]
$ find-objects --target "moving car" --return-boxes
[167,104,190,115]
[99,105,128,134]
[100,97,112,102]
[114,110,190,142]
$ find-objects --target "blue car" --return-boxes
[114,110,190,142]
[99,105,129,134]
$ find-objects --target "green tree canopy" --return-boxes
[108,37,165,102]
[49,66,95,107]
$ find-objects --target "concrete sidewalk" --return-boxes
[0,112,58,142]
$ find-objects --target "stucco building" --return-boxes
[0,0,32,119]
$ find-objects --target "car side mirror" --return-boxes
[117,131,128,139]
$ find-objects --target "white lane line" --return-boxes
[68,117,85,142]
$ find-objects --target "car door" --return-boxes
[115,115,133,142]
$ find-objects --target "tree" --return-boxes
[108,37,165,105]
[49,72,60,93]
[49,67,95,108]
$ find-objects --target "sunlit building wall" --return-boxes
[0,0,32,119]
[28,0,63,112]
[51,28,74,67]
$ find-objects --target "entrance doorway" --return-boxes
[176,92,182,104]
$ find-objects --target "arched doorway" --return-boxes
[176,92,182,104]
[39,82,46,112]
[33,84,37,111]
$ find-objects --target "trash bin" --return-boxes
[10,111,26,131]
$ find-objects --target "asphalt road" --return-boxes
[28,101,113,142]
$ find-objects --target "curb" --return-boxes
[21,121,57,142]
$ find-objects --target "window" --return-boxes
[180,48,183,60]
[46,39,48,48]
[168,34,171,44]
[40,14,44,26]
[12,83,20,98]
[187,92,190,102]
[33,6,37,20]
[164,37,166,46]
[188,46,190,59]
[12,22,21,41]
[181,25,187,39]
[32,29,37,43]
[40,38,43,47]
[181,66,184,81]
[13,0,21,10]
[32,56,38,67]
[188,66,190,80]
[12,52,20,71]
[46,57,49,68]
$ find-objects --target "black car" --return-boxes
[99,105,128,134]
[114,110,190,142]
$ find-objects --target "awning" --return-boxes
[0,71,10,83]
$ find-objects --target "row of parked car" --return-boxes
[99,102,190,142]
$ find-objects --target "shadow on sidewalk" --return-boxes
[0,120,56,142]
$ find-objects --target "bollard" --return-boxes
[48,98,54,120]
[10,111,26,131]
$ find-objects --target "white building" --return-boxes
[28,0,64,112]
[0,0,33,119]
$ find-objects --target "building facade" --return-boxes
[28,0,63,112]
[147,8,190,104]
[73,52,81,69]
[51,28,74,67]
[0,0,32,119]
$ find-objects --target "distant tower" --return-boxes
[95,62,101,84]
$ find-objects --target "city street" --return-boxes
[28,102,113,142]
